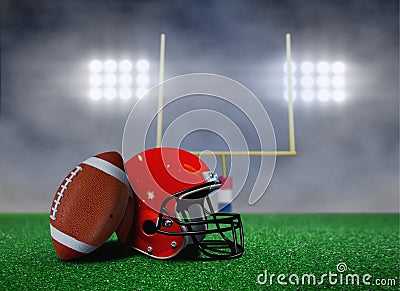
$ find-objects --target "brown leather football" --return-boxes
[115,195,135,244]
[49,151,131,260]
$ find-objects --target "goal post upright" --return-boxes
[156,33,166,148]
[286,33,296,154]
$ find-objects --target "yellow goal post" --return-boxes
[156,33,296,177]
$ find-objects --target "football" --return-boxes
[115,195,135,244]
[49,151,131,260]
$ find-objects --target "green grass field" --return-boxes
[0,214,398,290]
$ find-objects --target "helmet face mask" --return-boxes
[123,147,244,260]
[157,184,244,259]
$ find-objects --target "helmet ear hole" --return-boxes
[142,220,157,235]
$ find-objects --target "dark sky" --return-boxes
[0,0,398,212]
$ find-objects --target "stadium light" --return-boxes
[119,87,132,100]
[134,59,150,99]
[104,60,117,73]
[332,61,345,74]
[136,59,149,73]
[119,60,132,72]
[103,87,117,100]
[284,76,297,87]
[316,61,330,74]
[89,60,102,73]
[316,75,330,88]
[89,88,102,101]
[104,74,117,87]
[284,60,347,103]
[89,74,103,87]
[332,90,346,102]
[283,61,297,73]
[136,87,148,99]
[300,75,314,88]
[88,58,150,101]
[317,89,330,102]
[136,73,149,86]
[331,76,345,89]
[119,74,133,86]
[301,89,314,102]
[284,89,297,101]
[300,61,314,74]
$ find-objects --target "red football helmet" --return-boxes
[121,147,244,259]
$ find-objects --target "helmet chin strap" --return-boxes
[178,204,207,246]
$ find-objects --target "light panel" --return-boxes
[88,58,151,101]
[283,59,347,103]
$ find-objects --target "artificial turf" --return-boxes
[0,214,398,290]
